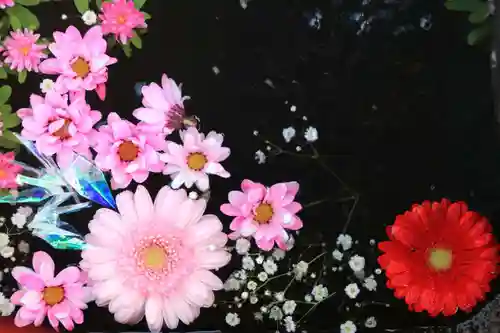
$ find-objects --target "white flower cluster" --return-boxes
[253,102,319,164]
[0,206,33,316]
[223,237,337,332]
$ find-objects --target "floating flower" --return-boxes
[100,0,147,44]
[161,127,230,191]
[10,251,89,331]
[378,199,498,316]
[17,91,102,167]
[133,74,191,135]
[0,0,13,9]
[39,26,117,99]
[220,179,303,251]
[80,185,231,332]
[92,112,164,189]
[0,152,22,189]
[2,29,47,72]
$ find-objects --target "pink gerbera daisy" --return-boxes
[10,251,90,331]
[161,127,230,191]
[133,74,191,135]
[100,0,147,44]
[17,91,102,168]
[80,185,231,332]
[39,26,117,100]
[92,112,165,189]
[221,179,303,251]
[0,152,22,189]
[0,0,14,8]
[2,29,47,72]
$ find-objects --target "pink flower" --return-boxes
[161,127,230,191]
[39,26,117,99]
[221,180,303,251]
[133,74,191,135]
[2,29,47,72]
[17,92,102,168]
[92,112,164,189]
[0,152,22,189]
[0,0,14,8]
[100,0,147,44]
[10,251,90,331]
[80,185,230,332]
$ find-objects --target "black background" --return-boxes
[1,0,498,332]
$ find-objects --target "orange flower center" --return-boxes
[0,169,7,179]
[19,46,30,56]
[53,119,72,140]
[187,152,207,171]
[428,248,453,271]
[142,245,167,270]
[43,286,65,306]
[254,203,274,224]
[71,57,90,78]
[118,140,139,162]
[117,15,127,24]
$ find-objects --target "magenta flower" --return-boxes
[221,179,303,251]
[17,92,102,168]
[161,127,230,191]
[80,185,230,331]
[2,29,47,72]
[133,74,190,135]
[0,152,22,189]
[100,0,147,44]
[39,26,117,99]
[0,0,14,8]
[10,251,90,331]
[92,112,165,189]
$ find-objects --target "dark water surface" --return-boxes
[3,0,498,332]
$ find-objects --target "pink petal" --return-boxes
[39,58,61,74]
[12,267,45,291]
[53,267,81,285]
[220,203,240,216]
[14,307,36,327]
[96,83,106,100]
[51,300,71,319]
[110,120,132,140]
[133,107,165,123]
[145,296,164,333]
[32,251,55,282]
[133,185,154,222]
[20,290,43,310]
[10,290,26,305]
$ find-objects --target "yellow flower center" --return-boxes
[142,245,166,270]
[43,286,65,306]
[254,203,274,224]
[118,141,139,162]
[428,248,453,271]
[117,15,127,24]
[53,119,72,140]
[187,152,207,171]
[71,57,90,78]
[19,46,30,56]
[0,169,6,180]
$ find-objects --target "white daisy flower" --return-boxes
[345,283,360,299]
[337,233,353,250]
[348,255,365,272]
[82,10,97,25]
[225,312,240,326]
[282,126,296,143]
[312,284,328,301]
[263,258,278,275]
[341,320,357,333]
[332,249,343,261]
[255,150,266,164]
[235,238,251,254]
[304,126,318,142]
[242,256,255,270]
[283,300,297,314]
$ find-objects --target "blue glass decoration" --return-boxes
[0,134,116,209]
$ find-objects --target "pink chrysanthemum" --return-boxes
[39,26,117,100]
[10,251,90,331]
[0,152,22,189]
[133,74,191,135]
[161,127,230,191]
[17,91,102,168]
[100,0,147,44]
[0,0,14,8]
[80,185,231,332]
[2,29,47,72]
[221,179,303,251]
[92,112,165,189]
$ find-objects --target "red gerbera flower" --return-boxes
[378,199,498,316]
